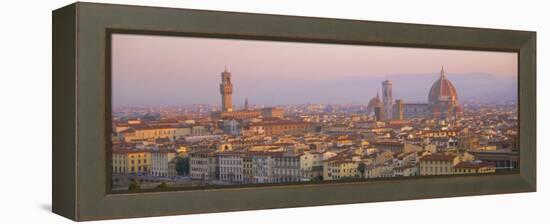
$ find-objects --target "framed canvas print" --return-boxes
[52,2,536,221]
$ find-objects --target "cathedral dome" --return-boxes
[428,66,458,104]
[367,92,383,111]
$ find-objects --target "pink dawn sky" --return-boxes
[112,34,517,107]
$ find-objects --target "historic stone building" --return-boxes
[219,67,233,112]
[402,103,430,119]
[248,119,315,136]
[427,66,463,119]
[367,66,462,120]
[382,80,393,121]
[211,67,283,120]
[367,92,382,114]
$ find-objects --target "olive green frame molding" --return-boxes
[52,2,536,221]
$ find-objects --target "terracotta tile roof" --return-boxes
[371,141,404,146]
[133,125,175,130]
[119,129,135,134]
[393,165,417,171]
[244,151,284,157]
[419,154,457,161]
[112,148,150,154]
[249,120,311,127]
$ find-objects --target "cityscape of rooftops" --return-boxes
[110,34,518,191]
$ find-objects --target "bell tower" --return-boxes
[382,80,393,121]
[220,66,233,112]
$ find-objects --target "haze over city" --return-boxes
[110,34,519,190]
[112,34,517,107]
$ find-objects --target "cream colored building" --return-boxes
[250,145,283,152]
[273,152,301,183]
[112,149,151,174]
[419,154,460,176]
[403,143,437,153]
[393,165,419,177]
[189,150,216,180]
[452,161,496,174]
[300,151,324,171]
[300,151,334,180]
[323,157,359,180]
[112,150,128,173]
[150,149,177,177]
[375,150,394,165]
[242,155,254,184]
[119,125,193,142]
[218,152,244,183]
[249,120,315,136]
[191,125,208,136]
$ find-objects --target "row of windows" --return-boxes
[151,167,168,172]
[113,159,126,164]
[455,169,477,173]
[190,173,210,178]
[150,171,175,177]
[135,129,177,136]
[130,166,147,172]
[330,168,357,173]
[422,160,452,165]
[113,167,126,172]
[273,177,300,183]
[190,154,209,158]
[130,159,147,164]
[220,174,242,180]
[220,159,242,165]
[274,169,300,176]
[191,167,208,172]
[275,160,299,166]
[328,174,359,179]
[220,167,242,173]
[421,166,449,173]
[112,166,149,172]
[190,160,208,165]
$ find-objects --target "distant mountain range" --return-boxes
[385,73,517,103]
[114,72,518,107]
[233,72,517,105]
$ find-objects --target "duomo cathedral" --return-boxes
[367,66,463,120]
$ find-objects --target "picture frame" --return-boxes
[52,2,536,221]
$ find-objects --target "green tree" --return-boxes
[357,162,366,178]
[128,180,141,190]
[176,157,190,176]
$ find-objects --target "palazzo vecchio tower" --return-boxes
[220,67,233,112]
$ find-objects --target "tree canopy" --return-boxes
[176,157,190,176]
